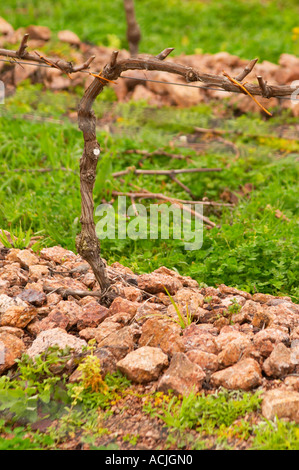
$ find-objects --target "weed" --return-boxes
[144,388,262,436]
[163,286,193,329]
[251,418,299,450]
[0,345,131,448]
[122,433,140,446]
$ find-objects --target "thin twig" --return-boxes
[111,190,232,206]
[223,70,272,116]
[112,166,222,177]
[257,75,271,99]
[0,33,95,76]
[0,167,78,175]
[235,58,258,82]
[169,174,195,198]
[111,190,231,227]
[124,148,190,160]
[16,33,29,58]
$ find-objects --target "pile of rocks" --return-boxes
[0,240,298,423]
[2,19,299,116]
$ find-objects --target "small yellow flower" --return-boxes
[181,35,190,46]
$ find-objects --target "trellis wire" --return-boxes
[0,57,298,101]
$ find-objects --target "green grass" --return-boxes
[1,0,299,62]
[0,344,130,449]
[143,389,299,450]
[0,346,298,450]
[0,84,298,299]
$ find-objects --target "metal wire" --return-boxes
[0,56,298,101]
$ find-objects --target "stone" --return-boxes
[139,317,184,356]
[110,262,135,277]
[241,344,263,365]
[290,339,299,368]
[210,358,262,391]
[220,295,246,308]
[252,306,275,329]
[105,311,132,326]
[58,30,81,46]
[0,264,28,287]
[146,71,202,107]
[215,326,248,351]
[0,331,25,374]
[233,300,262,324]
[217,284,251,299]
[16,249,39,268]
[34,300,80,333]
[168,80,201,107]
[69,347,117,383]
[81,272,96,289]
[0,326,24,338]
[168,287,204,319]
[122,286,143,302]
[94,321,122,343]
[131,84,160,105]
[263,342,295,378]
[0,279,10,294]
[182,323,219,354]
[108,297,139,319]
[76,303,109,330]
[186,349,218,373]
[262,389,299,423]
[16,288,47,307]
[134,302,165,326]
[0,293,28,313]
[0,305,37,328]
[28,264,49,281]
[97,325,140,360]
[78,327,98,342]
[217,336,252,369]
[79,296,98,307]
[252,293,277,304]
[284,376,299,392]
[267,304,299,332]
[267,299,298,312]
[137,272,183,295]
[25,25,51,41]
[157,352,206,396]
[24,280,44,292]
[0,17,14,35]
[94,347,117,376]
[27,328,87,358]
[13,63,34,85]
[117,346,169,383]
[213,316,230,330]
[253,328,290,358]
[40,246,76,264]
[153,267,198,288]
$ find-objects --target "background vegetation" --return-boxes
[2,0,299,62]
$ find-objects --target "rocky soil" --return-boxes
[2,20,299,116]
[0,238,299,431]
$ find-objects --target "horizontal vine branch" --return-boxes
[0,34,95,75]
[112,167,222,177]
